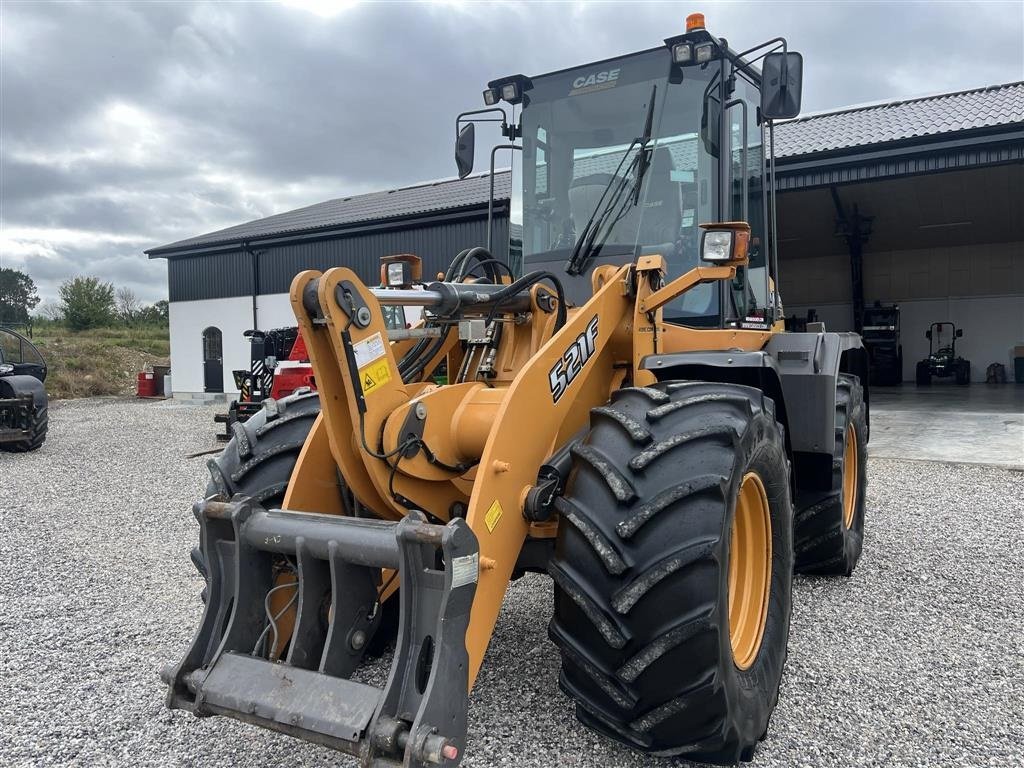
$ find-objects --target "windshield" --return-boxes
[518,49,724,322]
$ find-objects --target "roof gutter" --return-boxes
[774,126,1024,191]
[776,125,1024,171]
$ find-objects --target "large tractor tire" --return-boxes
[915,361,931,386]
[0,405,47,452]
[194,390,399,656]
[192,390,323,593]
[0,376,48,453]
[793,374,867,576]
[955,361,971,385]
[548,382,793,764]
[203,389,322,505]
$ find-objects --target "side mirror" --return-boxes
[926,330,932,340]
[956,329,963,338]
[700,96,721,157]
[455,123,475,179]
[761,51,803,119]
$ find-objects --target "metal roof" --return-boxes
[148,170,511,257]
[150,82,1022,257]
[774,81,1024,158]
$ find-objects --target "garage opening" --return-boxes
[202,326,223,393]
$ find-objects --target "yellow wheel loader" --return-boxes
[164,14,870,766]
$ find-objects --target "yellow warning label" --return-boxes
[484,500,504,533]
[358,360,392,396]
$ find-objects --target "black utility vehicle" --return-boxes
[916,322,970,385]
[0,326,48,451]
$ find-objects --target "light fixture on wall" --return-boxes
[918,221,974,230]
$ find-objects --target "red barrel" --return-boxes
[137,371,157,397]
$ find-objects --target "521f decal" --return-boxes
[549,316,599,403]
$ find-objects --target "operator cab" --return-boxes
[459,14,802,331]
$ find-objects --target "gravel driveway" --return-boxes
[2,397,1022,767]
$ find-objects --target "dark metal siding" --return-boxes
[168,251,254,302]
[168,215,509,302]
[776,137,1024,191]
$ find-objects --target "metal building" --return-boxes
[147,172,511,397]
[149,81,1023,398]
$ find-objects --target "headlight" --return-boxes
[700,223,751,264]
[701,231,734,262]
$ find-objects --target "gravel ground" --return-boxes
[2,397,1022,767]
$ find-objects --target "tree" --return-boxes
[37,302,64,322]
[59,276,116,330]
[0,267,40,324]
[137,299,169,327]
[116,286,141,325]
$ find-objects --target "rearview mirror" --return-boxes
[956,329,963,338]
[926,330,932,340]
[455,123,475,179]
[761,51,803,119]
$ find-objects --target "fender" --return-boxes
[0,374,47,408]
[642,331,870,458]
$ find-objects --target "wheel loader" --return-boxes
[164,14,870,766]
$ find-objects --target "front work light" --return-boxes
[672,42,693,63]
[386,262,407,287]
[482,87,499,106]
[700,222,751,264]
[501,82,520,102]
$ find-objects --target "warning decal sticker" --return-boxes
[352,331,387,369]
[358,360,392,396]
[484,500,503,533]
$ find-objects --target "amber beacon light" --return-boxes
[686,12,706,31]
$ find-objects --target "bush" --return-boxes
[59,277,116,330]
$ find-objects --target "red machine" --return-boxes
[214,327,316,441]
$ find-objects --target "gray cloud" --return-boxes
[2,0,1022,304]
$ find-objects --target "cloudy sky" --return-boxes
[2,0,1022,305]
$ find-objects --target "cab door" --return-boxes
[0,328,47,382]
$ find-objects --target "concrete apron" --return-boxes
[868,384,1024,470]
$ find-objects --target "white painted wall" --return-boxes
[169,296,259,396]
[169,291,426,396]
[780,240,1024,382]
[788,296,1024,382]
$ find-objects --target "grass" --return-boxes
[29,325,170,399]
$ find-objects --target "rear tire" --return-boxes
[793,374,867,576]
[549,382,793,763]
[915,361,930,386]
[955,361,971,385]
[0,402,47,452]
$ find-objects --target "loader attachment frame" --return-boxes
[163,497,478,767]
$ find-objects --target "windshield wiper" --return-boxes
[565,84,657,276]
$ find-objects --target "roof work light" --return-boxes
[672,42,693,63]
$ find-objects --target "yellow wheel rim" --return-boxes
[842,424,858,529]
[728,472,772,671]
